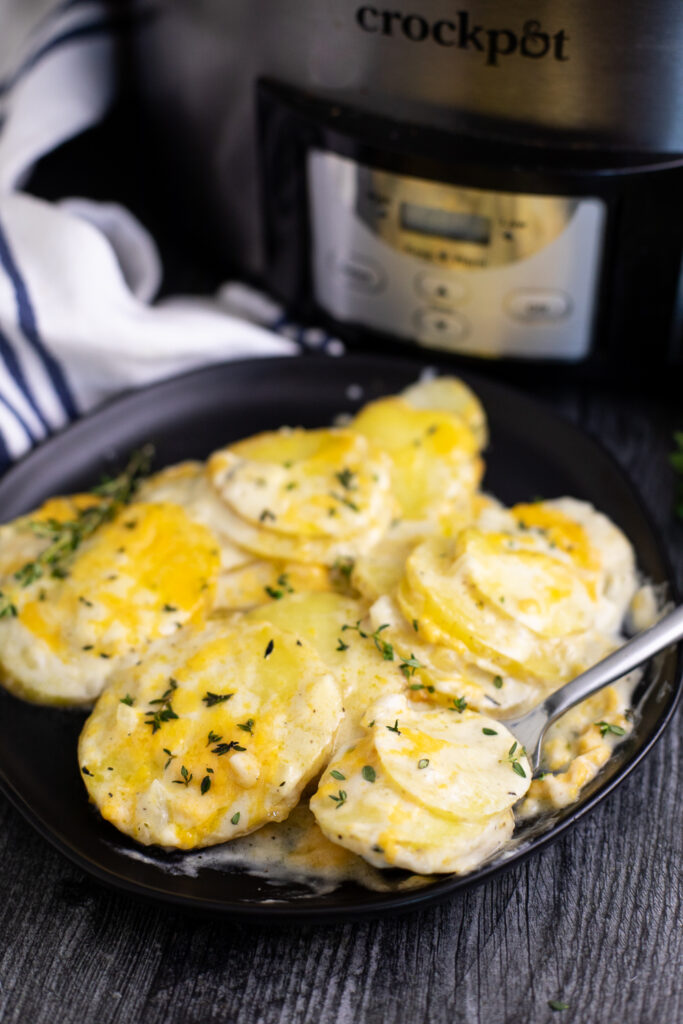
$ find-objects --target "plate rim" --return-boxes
[0,353,680,921]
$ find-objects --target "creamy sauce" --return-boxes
[112,804,434,896]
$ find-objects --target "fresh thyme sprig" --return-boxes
[13,444,154,589]
[341,620,394,660]
[502,740,527,778]
[144,678,179,733]
[595,720,626,738]
[398,652,423,679]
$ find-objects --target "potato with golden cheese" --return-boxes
[350,376,486,522]
[310,694,528,874]
[0,500,221,705]
[136,461,252,572]
[207,427,396,564]
[79,619,343,848]
[247,592,406,753]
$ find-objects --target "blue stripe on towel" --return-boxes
[0,216,78,419]
[0,391,38,446]
[0,327,50,433]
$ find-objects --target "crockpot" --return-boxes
[129,0,683,374]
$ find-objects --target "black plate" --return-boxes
[0,355,679,920]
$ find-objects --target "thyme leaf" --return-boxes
[14,445,153,588]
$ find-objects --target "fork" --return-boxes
[502,604,683,775]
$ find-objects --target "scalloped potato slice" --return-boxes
[352,520,432,603]
[401,375,488,448]
[310,737,514,874]
[214,560,332,611]
[0,502,221,705]
[203,495,395,566]
[367,595,540,717]
[137,461,252,571]
[247,592,406,751]
[462,529,595,638]
[401,533,587,682]
[0,493,102,576]
[351,396,483,520]
[208,428,394,540]
[369,696,530,819]
[79,619,343,848]
[525,498,637,631]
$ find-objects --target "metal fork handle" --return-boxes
[522,603,683,771]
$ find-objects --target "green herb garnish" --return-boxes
[144,678,179,733]
[14,445,153,588]
[399,652,422,679]
[212,741,246,756]
[596,720,626,738]
[341,620,394,660]
[172,765,192,787]
[502,741,526,778]
[335,468,357,491]
[202,691,233,707]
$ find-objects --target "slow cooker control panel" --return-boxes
[308,151,606,360]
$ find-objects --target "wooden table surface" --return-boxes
[0,378,680,1024]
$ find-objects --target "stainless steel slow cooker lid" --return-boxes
[136,0,683,153]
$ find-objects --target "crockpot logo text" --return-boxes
[355,7,569,66]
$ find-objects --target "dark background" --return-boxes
[0,104,681,1024]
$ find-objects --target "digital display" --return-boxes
[400,202,491,245]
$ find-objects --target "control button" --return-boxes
[331,253,386,294]
[415,272,466,306]
[505,289,571,322]
[414,308,469,348]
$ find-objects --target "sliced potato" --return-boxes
[248,592,406,751]
[214,561,331,611]
[310,737,514,874]
[208,428,394,540]
[0,502,220,705]
[79,619,343,848]
[369,695,530,819]
[401,375,488,448]
[352,520,431,603]
[401,533,590,682]
[137,462,252,571]
[367,595,541,717]
[351,396,482,520]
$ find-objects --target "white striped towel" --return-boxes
[0,0,343,473]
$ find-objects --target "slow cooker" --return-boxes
[130,0,683,374]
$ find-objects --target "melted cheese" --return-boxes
[79,619,343,848]
[0,502,220,704]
